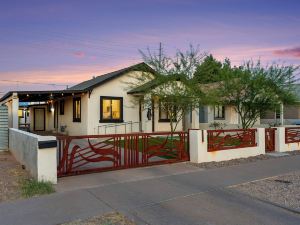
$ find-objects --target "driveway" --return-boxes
[1,155,300,225]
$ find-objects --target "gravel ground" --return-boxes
[188,150,300,169]
[61,212,135,225]
[0,151,30,202]
[233,170,300,211]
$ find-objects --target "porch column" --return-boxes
[280,103,284,125]
[12,93,19,129]
[191,109,199,129]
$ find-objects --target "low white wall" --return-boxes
[9,128,57,183]
[189,128,265,163]
[275,127,300,152]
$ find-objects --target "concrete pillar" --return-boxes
[189,129,207,163]
[12,93,19,129]
[275,127,285,152]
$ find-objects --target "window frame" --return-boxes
[100,96,123,123]
[73,97,81,122]
[158,101,177,123]
[214,105,225,120]
[59,100,65,115]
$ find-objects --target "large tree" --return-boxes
[219,60,299,129]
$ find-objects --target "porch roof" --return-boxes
[0,90,85,103]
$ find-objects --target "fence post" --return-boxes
[275,127,285,152]
[189,129,207,163]
[256,128,265,154]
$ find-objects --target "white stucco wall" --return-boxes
[87,71,141,135]
[9,128,57,183]
[275,127,300,152]
[57,94,88,135]
[189,128,265,163]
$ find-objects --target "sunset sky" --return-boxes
[0,0,299,95]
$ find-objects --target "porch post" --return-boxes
[280,103,284,125]
[191,109,199,129]
[12,92,19,129]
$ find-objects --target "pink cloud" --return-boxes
[273,47,300,58]
[72,51,86,58]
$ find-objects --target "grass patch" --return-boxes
[21,179,55,198]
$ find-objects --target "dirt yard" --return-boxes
[61,212,136,225]
[233,170,300,211]
[0,151,30,202]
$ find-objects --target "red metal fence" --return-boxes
[57,132,189,177]
[285,127,300,143]
[265,128,276,152]
[207,129,257,152]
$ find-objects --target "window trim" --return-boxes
[100,96,124,123]
[73,97,81,122]
[59,100,65,115]
[214,105,225,120]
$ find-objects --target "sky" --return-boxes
[0,0,299,95]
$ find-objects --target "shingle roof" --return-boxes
[68,62,154,91]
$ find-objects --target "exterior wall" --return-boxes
[57,94,88,135]
[199,105,239,129]
[9,128,57,183]
[86,71,141,135]
[189,128,265,163]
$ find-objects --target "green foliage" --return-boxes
[21,179,55,198]
[219,60,299,129]
[194,54,223,83]
[129,45,215,132]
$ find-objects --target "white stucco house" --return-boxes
[0,62,242,136]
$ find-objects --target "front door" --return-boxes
[34,108,45,131]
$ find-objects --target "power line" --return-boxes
[0,79,69,88]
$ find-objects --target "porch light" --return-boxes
[50,105,55,112]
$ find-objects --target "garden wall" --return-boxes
[189,128,265,163]
[9,128,57,183]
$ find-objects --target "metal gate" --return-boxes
[0,106,8,150]
[57,131,189,177]
[265,128,276,152]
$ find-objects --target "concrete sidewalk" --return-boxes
[1,155,300,225]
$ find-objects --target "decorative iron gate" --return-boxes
[57,131,189,177]
[265,128,276,152]
[0,106,8,150]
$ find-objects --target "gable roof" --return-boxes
[69,62,154,91]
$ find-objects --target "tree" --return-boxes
[193,54,223,83]
[219,60,299,129]
[128,45,215,133]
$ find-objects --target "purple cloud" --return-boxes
[273,47,300,58]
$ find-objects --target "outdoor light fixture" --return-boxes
[51,105,55,112]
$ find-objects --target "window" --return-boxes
[159,101,176,122]
[18,109,24,118]
[73,97,81,122]
[214,105,225,119]
[100,96,123,122]
[59,100,64,115]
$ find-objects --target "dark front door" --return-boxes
[34,108,45,131]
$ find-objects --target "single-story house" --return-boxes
[0,62,242,135]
